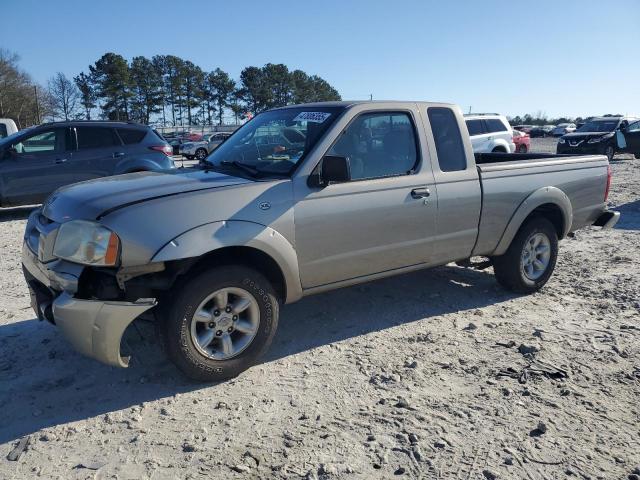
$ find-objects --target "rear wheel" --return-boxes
[195,148,208,160]
[634,153,640,159]
[492,216,558,293]
[162,266,279,382]
[517,144,528,153]
[491,147,506,153]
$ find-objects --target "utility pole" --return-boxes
[468,106,472,114]
[370,94,373,101]
[34,85,41,124]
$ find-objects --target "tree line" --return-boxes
[507,111,622,127]
[0,50,341,128]
[0,49,52,129]
[61,53,341,125]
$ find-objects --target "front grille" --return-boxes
[26,210,59,262]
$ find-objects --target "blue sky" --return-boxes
[2,0,639,118]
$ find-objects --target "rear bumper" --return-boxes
[22,241,156,368]
[592,210,620,229]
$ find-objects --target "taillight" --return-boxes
[149,145,173,157]
[604,164,612,202]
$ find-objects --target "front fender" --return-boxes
[492,186,572,256]
[152,220,303,303]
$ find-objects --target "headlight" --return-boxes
[588,132,614,144]
[558,138,566,144]
[53,220,120,266]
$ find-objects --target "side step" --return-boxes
[455,258,492,270]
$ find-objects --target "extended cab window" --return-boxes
[0,124,7,138]
[428,107,467,172]
[76,127,119,149]
[328,112,417,180]
[466,119,485,136]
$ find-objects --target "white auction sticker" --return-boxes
[293,111,332,123]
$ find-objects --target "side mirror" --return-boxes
[619,123,628,132]
[320,155,351,184]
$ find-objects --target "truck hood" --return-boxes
[42,169,251,222]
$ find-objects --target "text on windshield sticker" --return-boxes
[293,112,332,123]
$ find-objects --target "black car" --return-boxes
[556,116,640,161]
[529,125,554,138]
[0,121,175,207]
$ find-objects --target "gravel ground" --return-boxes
[1,138,639,479]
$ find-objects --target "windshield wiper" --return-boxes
[220,160,261,177]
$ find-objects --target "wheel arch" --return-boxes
[492,187,572,256]
[152,220,303,304]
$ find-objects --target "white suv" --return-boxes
[464,114,515,153]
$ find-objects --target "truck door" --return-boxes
[622,120,640,155]
[294,107,437,288]
[423,106,482,262]
[0,127,71,206]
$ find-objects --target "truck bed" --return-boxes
[472,153,609,257]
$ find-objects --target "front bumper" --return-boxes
[22,241,156,368]
[556,141,610,155]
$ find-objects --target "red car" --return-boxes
[513,129,530,153]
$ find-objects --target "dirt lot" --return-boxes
[1,138,639,479]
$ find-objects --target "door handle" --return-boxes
[411,187,431,199]
[55,158,67,164]
[113,152,125,158]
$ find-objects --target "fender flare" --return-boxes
[492,186,573,256]
[490,138,511,152]
[114,158,161,174]
[151,220,303,303]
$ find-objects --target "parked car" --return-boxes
[0,121,175,207]
[557,116,640,161]
[464,113,516,153]
[513,125,533,134]
[529,125,555,138]
[552,123,576,136]
[180,132,233,160]
[22,101,619,381]
[512,129,531,153]
[0,118,18,139]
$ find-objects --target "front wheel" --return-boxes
[634,153,640,159]
[517,144,528,153]
[604,145,615,161]
[492,216,558,293]
[162,266,279,382]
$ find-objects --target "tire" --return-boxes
[195,148,208,160]
[162,266,279,382]
[491,147,506,153]
[604,144,615,162]
[517,144,527,153]
[492,216,558,294]
[634,153,640,159]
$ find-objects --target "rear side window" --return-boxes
[0,124,7,138]
[117,128,147,144]
[485,119,508,133]
[465,119,485,136]
[76,127,119,149]
[428,107,467,172]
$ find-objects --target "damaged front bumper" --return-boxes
[22,241,156,368]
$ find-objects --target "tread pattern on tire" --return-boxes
[492,216,558,294]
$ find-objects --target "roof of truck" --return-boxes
[271,100,458,110]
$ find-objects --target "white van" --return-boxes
[0,119,18,139]
[464,113,515,153]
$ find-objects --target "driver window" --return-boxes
[13,129,61,155]
[327,112,418,180]
[628,121,640,133]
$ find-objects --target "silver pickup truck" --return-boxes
[22,101,620,381]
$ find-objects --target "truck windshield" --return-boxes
[577,120,619,133]
[205,106,344,177]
